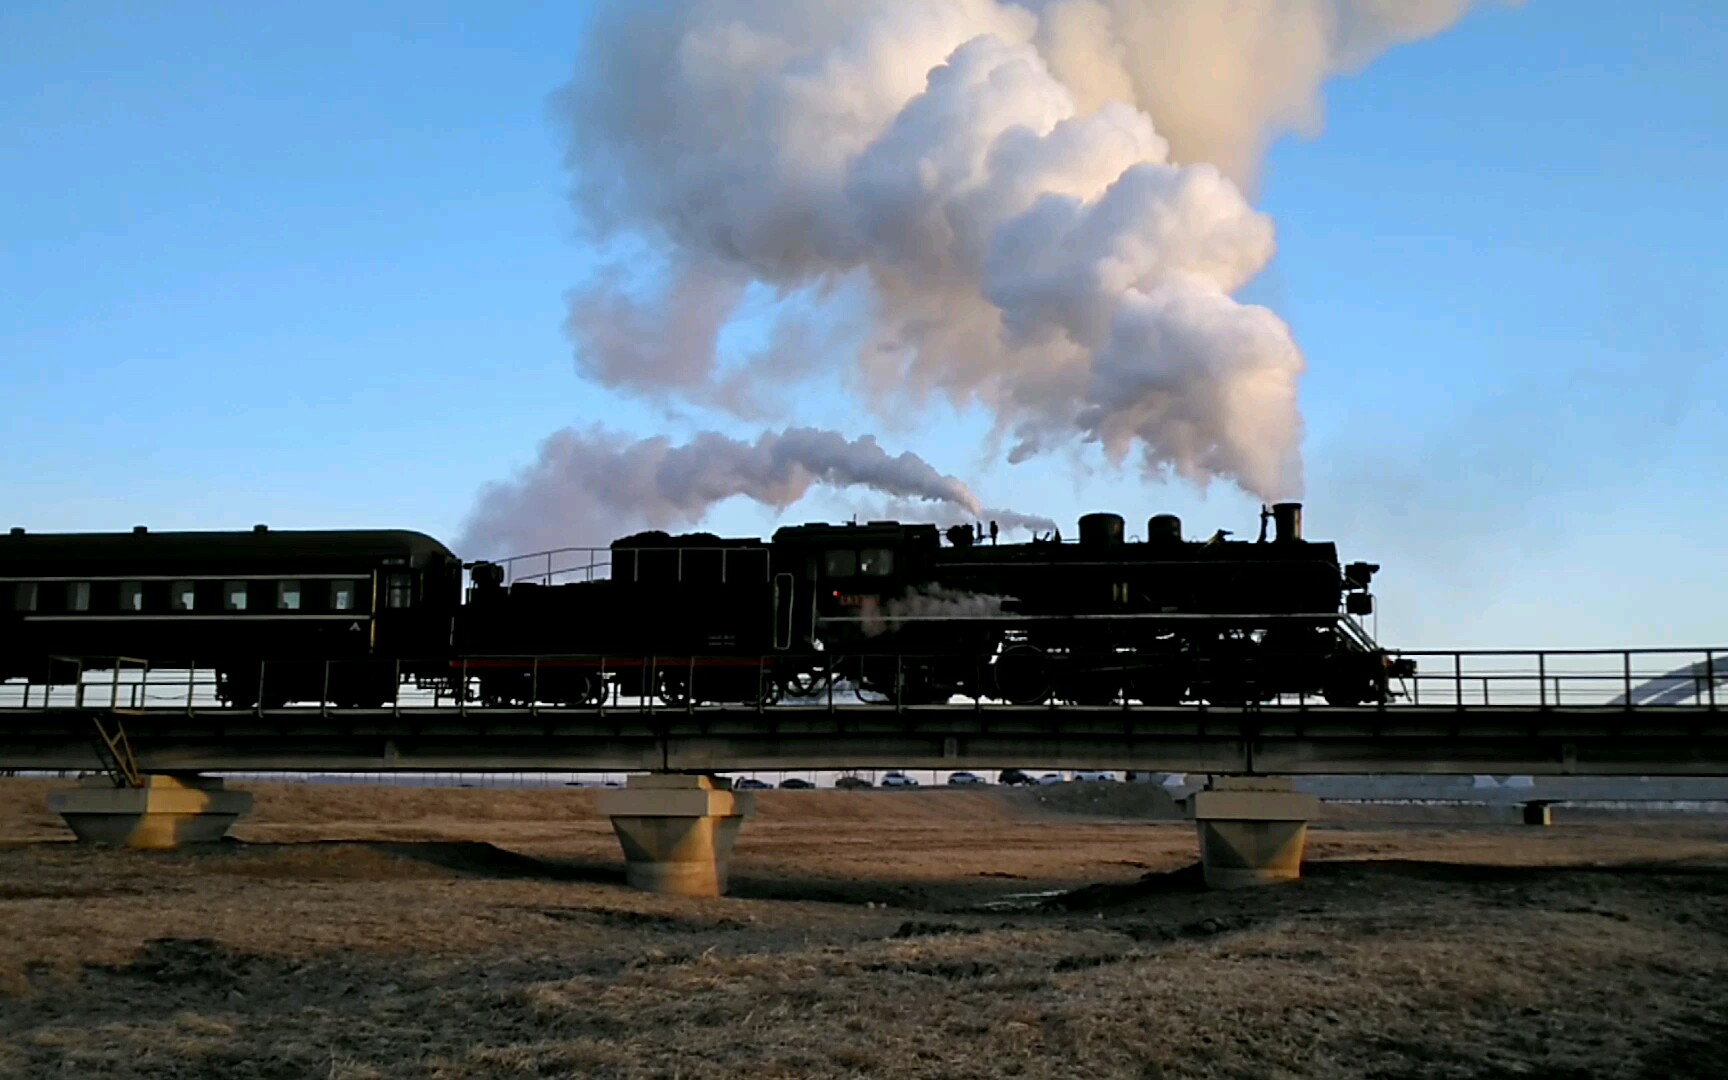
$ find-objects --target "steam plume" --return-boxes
[555,0,1495,501]
[459,427,985,557]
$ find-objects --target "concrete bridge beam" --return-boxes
[1189,777,1319,888]
[597,773,755,897]
[47,774,253,850]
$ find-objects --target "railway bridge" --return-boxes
[3,646,1723,895]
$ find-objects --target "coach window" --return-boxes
[823,549,857,579]
[118,582,143,612]
[11,582,36,612]
[385,572,412,609]
[331,579,358,612]
[277,580,302,611]
[859,547,894,577]
[170,580,196,612]
[66,581,90,612]
[224,581,248,612]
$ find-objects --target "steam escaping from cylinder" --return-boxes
[553,0,1498,502]
[458,427,989,557]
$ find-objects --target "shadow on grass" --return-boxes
[217,837,624,884]
[1305,856,1728,884]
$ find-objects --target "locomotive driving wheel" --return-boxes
[993,645,1052,706]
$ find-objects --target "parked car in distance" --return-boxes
[946,771,986,786]
[835,775,873,790]
[1072,770,1118,782]
[778,777,815,789]
[881,771,920,788]
[735,778,771,790]
[1035,772,1064,785]
[997,768,1034,786]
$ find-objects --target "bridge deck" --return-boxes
[3,702,1724,776]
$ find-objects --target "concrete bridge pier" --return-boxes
[1189,777,1319,889]
[48,774,254,850]
[597,774,755,897]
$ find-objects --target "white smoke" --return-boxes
[863,587,1011,637]
[554,0,1497,502]
[459,427,986,557]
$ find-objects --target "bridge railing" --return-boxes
[0,646,1720,714]
[1390,648,1720,709]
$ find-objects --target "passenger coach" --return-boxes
[0,526,460,706]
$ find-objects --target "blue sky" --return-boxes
[2,2,1723,650]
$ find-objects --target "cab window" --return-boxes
[276,580,302,611]
[822,550,857,578]
[223,581,249,612]
[859,547,894,576]
[11,582,36,612]
[332,579,360,612]
[118,582,144,612]
[66,582,91,612]
[385,572,413,609]
[170,580,196,612]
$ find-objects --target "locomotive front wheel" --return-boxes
[1322,679,1368,706]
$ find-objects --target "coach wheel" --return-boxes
[562,673,606,708]
[656,671,691,707]
[217,671,259,709]
[994,645,1051,706]
[751,673,784,708]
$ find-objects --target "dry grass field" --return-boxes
[0,778,1725,1079]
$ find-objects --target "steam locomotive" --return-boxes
[1,502,1405,708]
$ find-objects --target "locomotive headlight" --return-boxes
[1347,592,1374,616]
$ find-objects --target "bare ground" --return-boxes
[0,779,1724,1079]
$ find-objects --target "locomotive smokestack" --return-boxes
[1272,502,1303,543]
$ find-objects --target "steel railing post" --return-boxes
[321,660,331,717]
[1708,650,1717,711]
[392,659,401,717]
[460,657,469,717]
[256,660,267,716]
[1623,651,1632,708]
[187,659,196,716]
[531,655,540,717]
[1453,653,1463,709]
[1539,653,1547,709]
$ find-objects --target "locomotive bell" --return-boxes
[1078,512,1125,547]
[1272,502,1303,543]
[1147,514,1182,545]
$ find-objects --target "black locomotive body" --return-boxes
[3,501,1404,708]
[762,502,1394,706]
